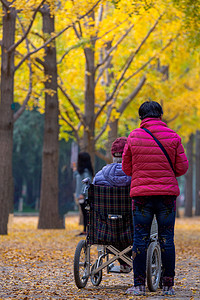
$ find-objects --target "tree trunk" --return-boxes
[38,5,64,229]
[107,119,119,162]
[82,12,96,167]
[0,4,16,234]
[185,134,193,217]
[195,130,200,216]
[105,41,116,163]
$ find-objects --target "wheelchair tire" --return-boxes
[146,241,161,292]
[74,240,89,288]
[91,258,103,286]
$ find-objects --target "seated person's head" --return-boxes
[111,137,127,163]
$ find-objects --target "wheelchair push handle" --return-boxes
[82,177,91,185]
[82,177,91,200]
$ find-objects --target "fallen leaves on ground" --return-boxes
[0,215,199,299]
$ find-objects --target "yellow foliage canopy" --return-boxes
[4,0,200,147]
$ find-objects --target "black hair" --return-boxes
[77,152,94,176]
[138,101,163,120]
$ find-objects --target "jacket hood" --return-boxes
[102,163,131,186]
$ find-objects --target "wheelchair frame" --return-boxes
[74,178,162,291]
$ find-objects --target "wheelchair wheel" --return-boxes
[146,241,161,292]
[74,240,89,288]
[91,258,103,286]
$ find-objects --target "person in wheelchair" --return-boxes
[122,101,188,296]
[93,137,131,188]
[93,137,132,273]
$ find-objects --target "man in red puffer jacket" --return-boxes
[122,101,188,296]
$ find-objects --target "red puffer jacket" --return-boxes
[122,118,188,197]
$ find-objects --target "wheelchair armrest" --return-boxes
[82,177,91,200]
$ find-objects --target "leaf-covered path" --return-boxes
[0,215,199,299]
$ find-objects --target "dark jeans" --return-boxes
[132,195,176,287]
[79,202,88,232]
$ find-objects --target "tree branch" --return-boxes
[35,57,47,69]
[13,15,33,122]
[77,20,83,38]
[59,18,127,65]
[15,24,73,71]
[94,14,163,123]
[7,0,46,54]
[73,23,81,39]
[109,14,163,100]
[106,34,178,117]
[95,24,134,73]
[0,0,9,9]
[15,0,102,71]
[94,18,128,44]
[60,113,80,145]
[95,150,111,164]
[13,76,32,122]
[58,83,86,128]
[118,76,146,114]
[79,0,102,19]
[116,34,179,94]
[31,31,45,41]
[95,25,134,86]
[95,77,146,142]
[96,56,113,86]
[95,101,113,142]
[58,37,88,64]
[94,77,145,143]
[96,3,103,27]
[166,113,179,124]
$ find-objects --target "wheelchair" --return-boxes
[73,178,161,292]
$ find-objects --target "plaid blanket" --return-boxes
[87,184,133,246]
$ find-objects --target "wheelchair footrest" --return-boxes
[108,264,132,274]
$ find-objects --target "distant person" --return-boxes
[122,101,188,296]
[93,137,131,273]
[73,152,94,236]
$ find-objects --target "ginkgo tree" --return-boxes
[0,0,47,234]
[0,0,104,232]
[1,0,200,235]
[57,0,193,165]
[26,0,105,229]
[170,0,200,216]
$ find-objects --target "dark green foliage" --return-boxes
[13,105,75,214]
[13,105,44,211]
